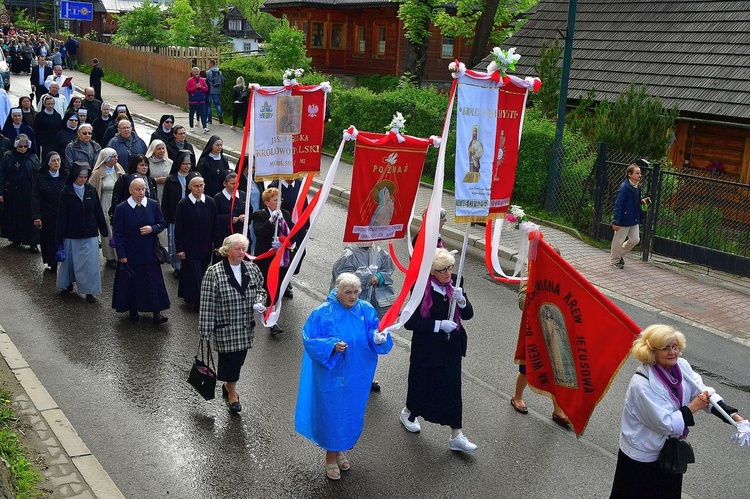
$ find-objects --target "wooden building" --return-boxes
[260,0,481,84]
[474,0,750,183]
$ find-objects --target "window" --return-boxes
[228,19,242,32]
[356,25,366,53]
[311,22,325,47]
[331,23,345,49]
[441,36,454,58]
[294,20,308,47]
[375,24,386,55]
[243,42,254,52]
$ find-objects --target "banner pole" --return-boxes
[448,222,471,320]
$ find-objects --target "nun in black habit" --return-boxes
[111,177,170,324]
[0,134,41,250]
[197,135,230,198]
[213,170,249,243]
[31,151,67,270]
[174,172,221,310]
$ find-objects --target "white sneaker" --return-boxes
[204,127,210,134]
[449,432,477,453]
[400,407,421,433]
[189,127,194,132]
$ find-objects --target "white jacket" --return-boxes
[618,358,718,462]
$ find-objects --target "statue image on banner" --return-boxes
[539,303,578,389]
[462,125,483,183]
[493,130,506,181]
[277,96,302,135]
[369,180,396,227]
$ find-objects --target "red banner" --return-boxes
[515,235,641,436]
[490,84,528,215]
[343,131,430,242]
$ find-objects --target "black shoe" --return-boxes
[106,260,118,269]
[29,245,39,254]
[152,313,168,325]
[229,398,242,414]
[173,269,180,279]
[270,324,283,335]
[49,264,57,273]
[283,287,294,299]
[85,294,97,303]
[61,283,74,294]
[128,311,140,322]
[218,117,223,124]
[10,241,21,247]
[371,381,381,393]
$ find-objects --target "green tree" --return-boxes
[433,0,537,67]
[397,0,441,86]
[531,38,563,119]
[167,0,198,47]
[568,83,679,160]
[231,0,282,41]
[265,20,311,72]
[11,8,41,32]
[112,1,168,47]
[190,0,232,49]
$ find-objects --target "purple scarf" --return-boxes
[277,216,291,268]
[419,275,461,326]
[653,363,688,438]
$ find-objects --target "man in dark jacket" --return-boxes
[30,55,52,103]
[611,163,650,269]
[89,58,104,101]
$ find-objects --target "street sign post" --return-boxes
[60,1,94,21]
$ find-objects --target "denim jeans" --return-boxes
[206,93,222,122]
[189,103,206,129]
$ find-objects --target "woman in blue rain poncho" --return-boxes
[295,272,393,481]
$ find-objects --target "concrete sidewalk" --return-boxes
[80,70,750,346]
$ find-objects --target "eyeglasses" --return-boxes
[435,265,454,274]
[17,144,28,148]
[164,120,173,124]
[660,345,681,352]
[68,118,78,122]
[80,131,92,135]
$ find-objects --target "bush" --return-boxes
[353,74,400,93]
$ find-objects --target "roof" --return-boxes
[96,0,170,13]
[474,0,750,121]
[261,0,397,9]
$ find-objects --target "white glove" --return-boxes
[271,240,282,249]
[253,303,266,313]
[452,287,465,304]
[273,209,283,220]
[439,320,457,333]
[731,420,750,446]
[373,330,388,345]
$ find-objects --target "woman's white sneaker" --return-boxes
[449,432,477,453]
[400,407,421,433]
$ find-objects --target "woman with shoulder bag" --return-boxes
[610,324,746,498]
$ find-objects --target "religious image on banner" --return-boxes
[514,235,641,436]
[343,122,436,243]
[250,79,329,181]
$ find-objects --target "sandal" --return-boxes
[552,412,572,428]
[510,397,528,415]
[336,452,350,471]
[325,463,340,480]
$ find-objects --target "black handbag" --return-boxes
[658,436,695,474]
[153,237,169,265]
[187,340,216,401]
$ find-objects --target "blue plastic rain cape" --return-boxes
[294,290,393,451]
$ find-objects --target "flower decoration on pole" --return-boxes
[282,68,305,86]
[486,47,521,76]
[505,204,528,229]
[385,112,407,143]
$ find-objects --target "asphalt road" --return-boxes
[2,77,749,498]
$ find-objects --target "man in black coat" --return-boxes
[89,58,104,101]
[30,55,53,104]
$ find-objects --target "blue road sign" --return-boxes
[60,1,94,21]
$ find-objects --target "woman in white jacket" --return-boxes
[610,324,745,498]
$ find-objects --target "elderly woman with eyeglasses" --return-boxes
[399,247,477,453]
[610,324,746,499]
[295,272,393,480]
[64,123,100,170]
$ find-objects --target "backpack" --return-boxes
[210,69,223,88]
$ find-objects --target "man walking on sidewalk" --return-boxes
[186,67,209,133]
[205,59,224,125]
[610,164,650,269]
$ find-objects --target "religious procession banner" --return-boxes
[514,234,641,436]
[343,130,435,242]
[452,59,540,223]
[248,82,329,181]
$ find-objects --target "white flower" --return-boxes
[388,112,406,132]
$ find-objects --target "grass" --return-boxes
[77,64,154,100]
[0,389,43,498]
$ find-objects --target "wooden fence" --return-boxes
[78,40,221,107]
